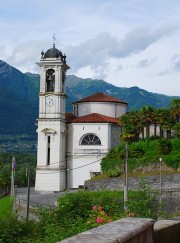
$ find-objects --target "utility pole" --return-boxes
[124,142,128,209]
[26,164,31,221]
[11,156,16,198]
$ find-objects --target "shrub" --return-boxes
[126,178,160,219]
[107,169,121,177]
[131,147,145,158]
[87,206,113,227]
[165,154,180,169]
[158,139,172,155]
[101,143,125,173]
[0,196,13,219]
[57,191,93,221]
[0,216,40,243]
[0,188,162,242]
[130,142,145,158]
[171,138,180,151]
[56,191,124,221]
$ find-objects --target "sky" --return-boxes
[0,0,180,96]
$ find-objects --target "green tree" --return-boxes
[170,99,180,123]
[156,108,175,139]
[0,162,11,191]
[140,106,155,139]
[119,111,142,142]
[173,123,180,138]
[0,153,36,190]
[161,109,175,139]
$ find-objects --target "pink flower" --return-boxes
[92,206,97,210]
[96,217,102,223]
[108,219,112,223]
[98,206,102,211]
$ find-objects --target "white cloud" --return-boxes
[5,40,51,73]
[0,0,180,96]
[137,59,156,68]
[66,23,178,71]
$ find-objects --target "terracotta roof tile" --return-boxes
[67,113,119,124]
[73,92,127,105]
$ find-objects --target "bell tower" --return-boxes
[35,42,70,192]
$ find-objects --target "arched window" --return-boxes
[46,69,55,92]
[81,134,101,145]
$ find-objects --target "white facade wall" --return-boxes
[76,102,127,118]
[36,120,66,168]
[35,119,67,191]
[67,123,112,188]
[115,104,127,118]
[67,156,103,188]
[35,169,66,192]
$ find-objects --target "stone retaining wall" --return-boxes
[85,174,180,191]
[85,174,180,214]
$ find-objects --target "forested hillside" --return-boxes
[0,60,179,137]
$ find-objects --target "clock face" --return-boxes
[46,96,54,107]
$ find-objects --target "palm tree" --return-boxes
[170,99,180,123]
[119,111,142,142]
[140,106,155,139]
[160,109,175,139]
[156,108,167,138]
[173,123,180,138]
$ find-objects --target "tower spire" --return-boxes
[53,33,56,48]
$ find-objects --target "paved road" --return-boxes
[15,187,79,207]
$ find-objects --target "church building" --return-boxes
[35,44,128,192]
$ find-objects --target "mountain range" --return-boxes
[0,60,179,136]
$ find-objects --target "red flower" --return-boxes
[96,217,101,223]
[92,206,97,210]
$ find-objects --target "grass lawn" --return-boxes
[0,196,13,219]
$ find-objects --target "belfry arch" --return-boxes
[46,68,55,92]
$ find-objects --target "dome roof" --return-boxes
[44,44,62,58]
[73,92,128,105]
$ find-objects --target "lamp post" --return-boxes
[159,158,162,204]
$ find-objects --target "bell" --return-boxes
[48,75,53,81]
